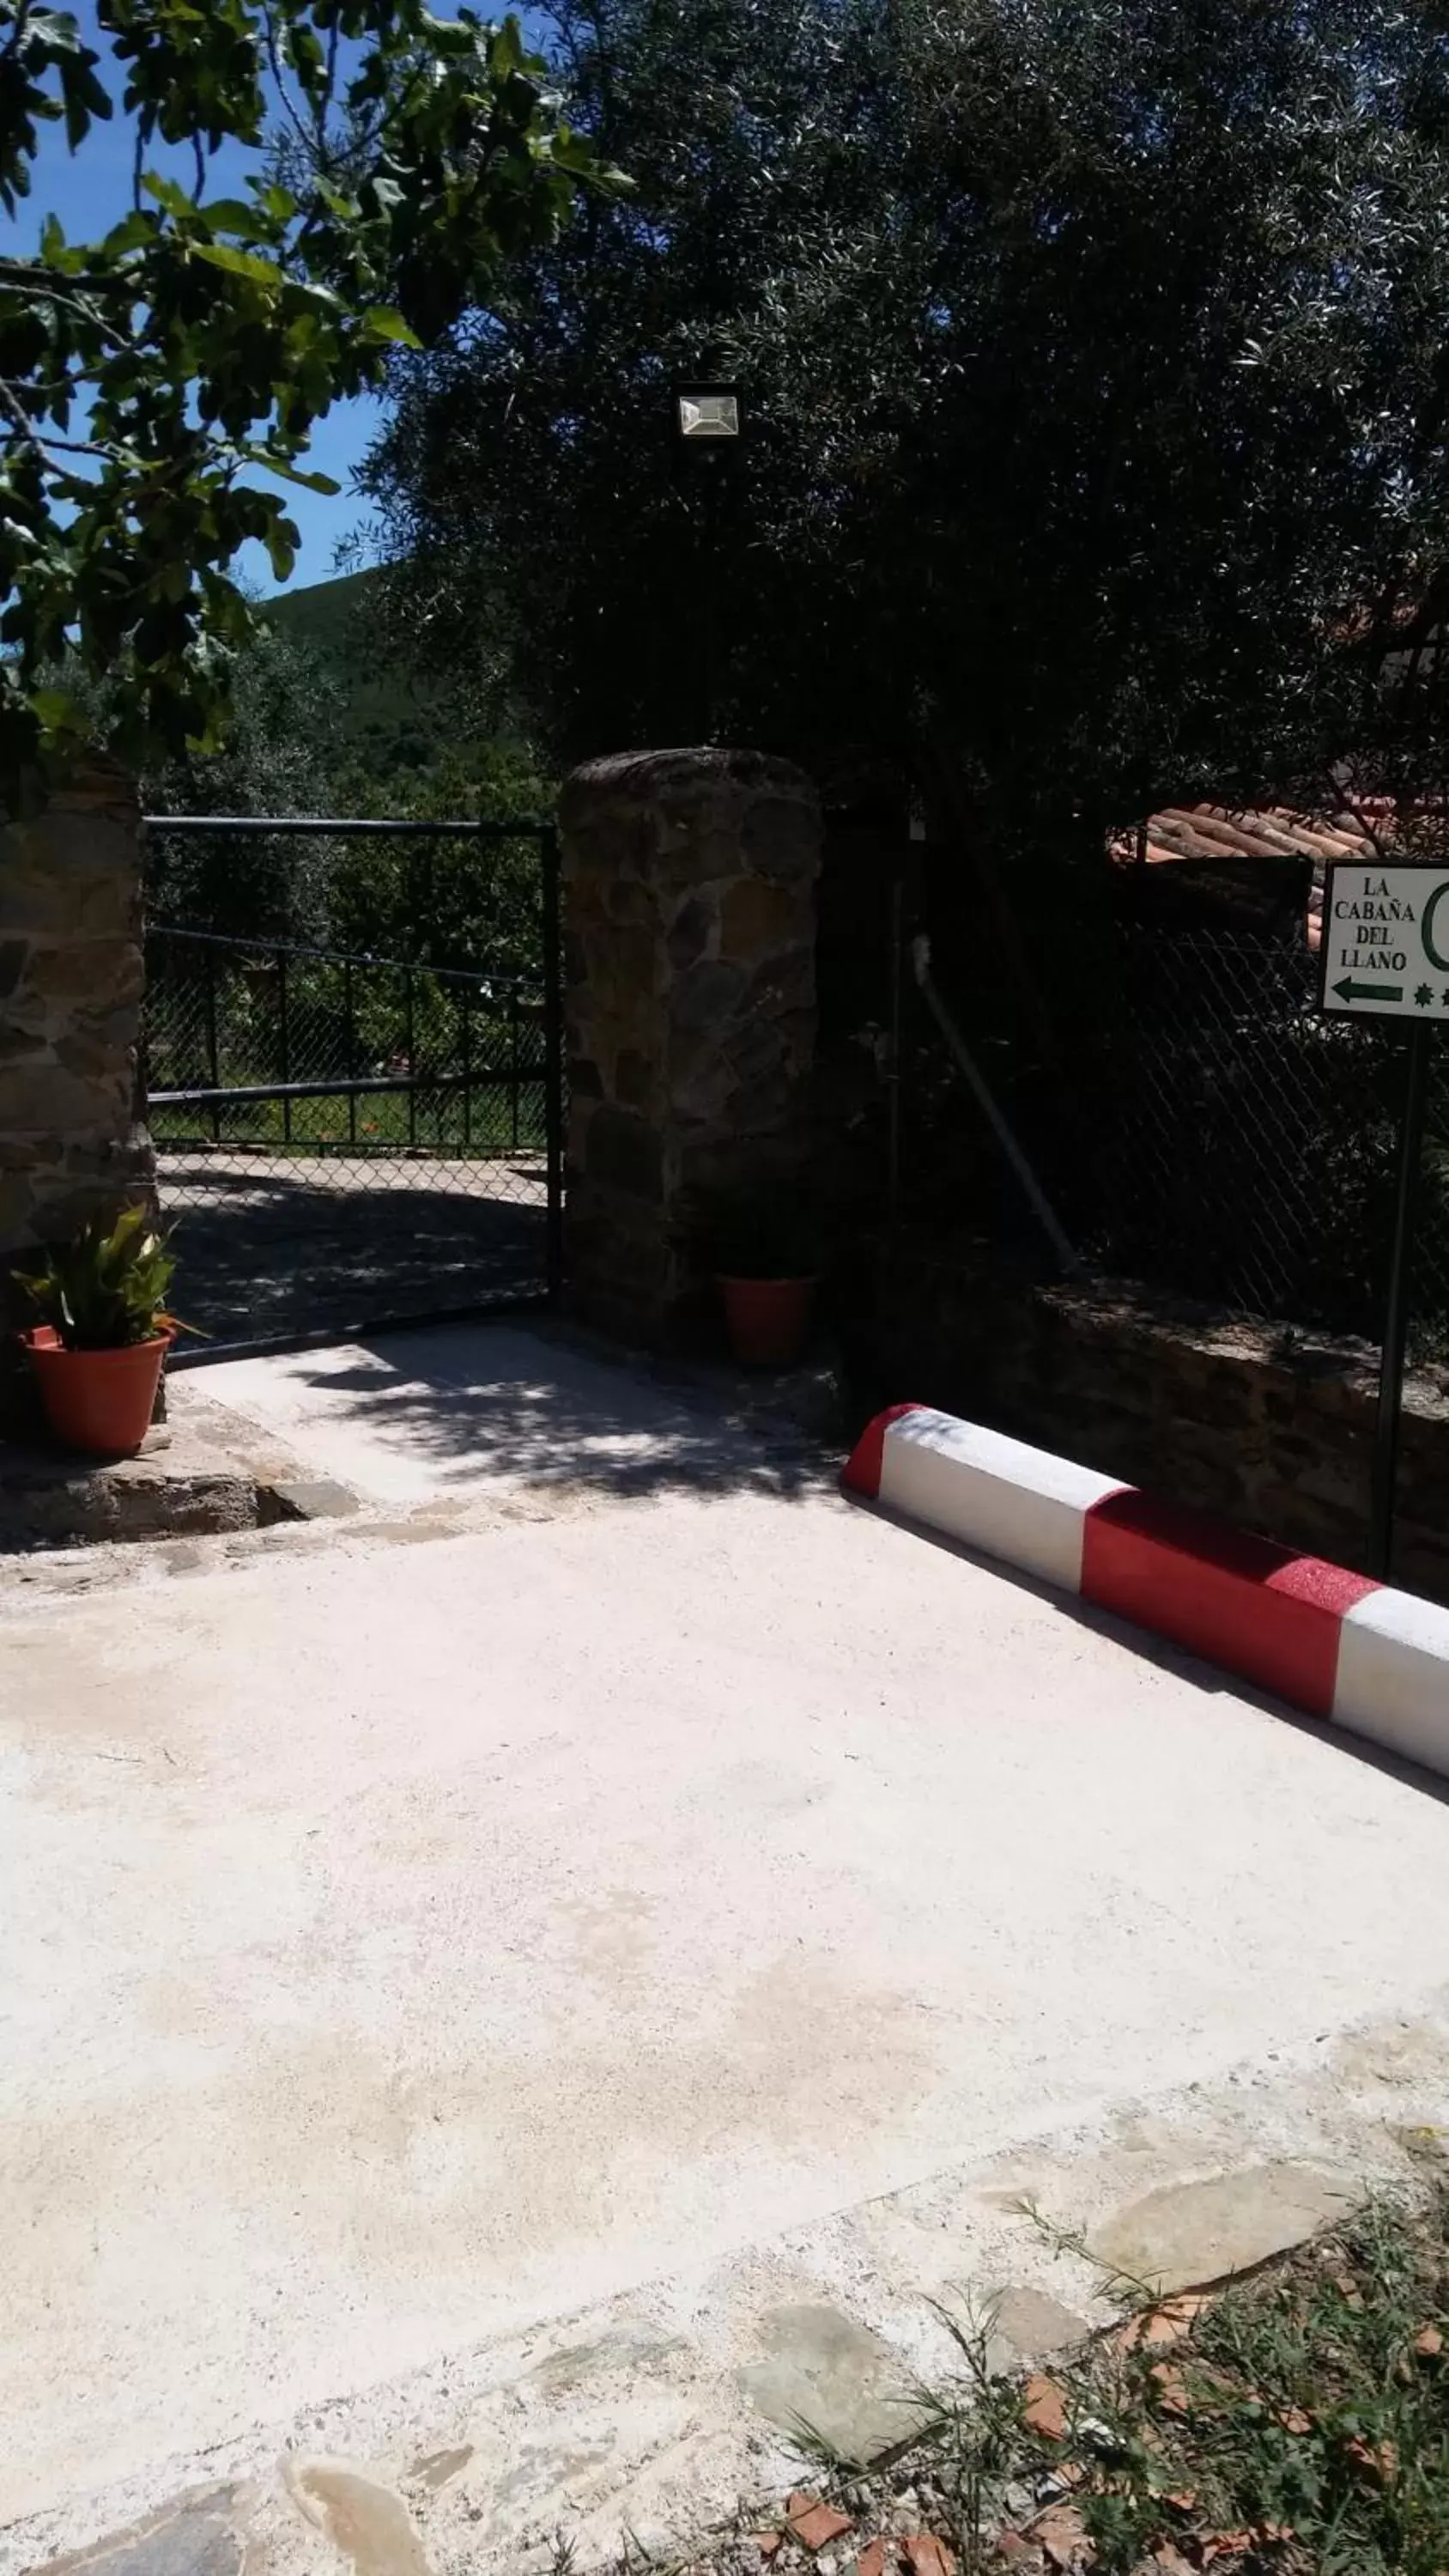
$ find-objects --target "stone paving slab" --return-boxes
[1088,2160,1352,2293]
[740,2304,930,2466]
[0,1422,260,1550]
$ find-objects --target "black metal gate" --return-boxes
[141,816,563,1355]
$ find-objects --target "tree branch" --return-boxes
[3,0,34,64]
[0,260,153,371]
[317,9,342,161]
[0,375,44,457]
[261,3,317,157]
[0,254,138,292]
[0,377,116,466]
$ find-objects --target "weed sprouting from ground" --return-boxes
[918,2178,1449,2571]
[643,2177,1449,2576]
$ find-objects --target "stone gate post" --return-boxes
[1,757,155,1413]
[559,748,821,1342]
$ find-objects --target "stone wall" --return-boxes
[560,748,821,1342]
[854,1243,1449,1602]
[1,759,155,1413]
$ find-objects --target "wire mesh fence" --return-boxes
[143,923,556,1349]
[900,922,1449,1364]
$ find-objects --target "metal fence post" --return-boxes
[277,947,293,1145]
[204,945,221,1146]
[461,984,472,1151]
[888,873,904,1227]
[344,957,357,1147]
[540,824,566,1299]
[510,987,521,1151]
[1369,1021,1431,1580]
[405,966,417,1147]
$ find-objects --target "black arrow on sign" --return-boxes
[1333,975,1404,1005]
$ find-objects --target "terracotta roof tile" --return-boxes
[1111,803,1391,872]
[1107,800,1417,947]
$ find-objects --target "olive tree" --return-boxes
[366,0,1449,846]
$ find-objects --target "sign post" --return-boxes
[1369,1023,1431,1577]
[1319,860,1449,1577]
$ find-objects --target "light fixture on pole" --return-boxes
[673,384,743,445]
[670,384,743,740]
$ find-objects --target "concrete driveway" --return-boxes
[6,1327,1449,2576]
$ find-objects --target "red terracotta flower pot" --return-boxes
[717,1274,816,1370]
[21,1327,172,1458]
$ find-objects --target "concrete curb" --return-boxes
[843,1405,1449,1777]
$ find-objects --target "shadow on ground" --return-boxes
[278,1324,837,1501]
[159,1154,547,1344]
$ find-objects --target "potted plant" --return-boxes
[687,1179,821,1369]
[11,1207,188,1457]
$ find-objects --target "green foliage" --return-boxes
[366,0,1449,825]
[0,0,621,808]
[1037,2184,1449,2575]
[12,1205,185,1347]
[265,568,466,781]
[140,586,552,973]
[772,2178,1449,2576]
[323,739,551,976]
[145,616,346,936]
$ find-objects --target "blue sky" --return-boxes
[12,5,385,595]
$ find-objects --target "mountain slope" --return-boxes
[264,569,445,773]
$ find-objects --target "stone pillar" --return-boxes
[560,747,821,1342]
[0,758,155,1401]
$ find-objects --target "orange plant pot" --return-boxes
[21,1327,171,1458]
[718,1274,816,1370]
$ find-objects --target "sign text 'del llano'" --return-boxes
[1319,861,1449,1021]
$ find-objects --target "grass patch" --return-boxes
[679,2177,1449,2576]
[931,2181,1449,2570]
[149,1084,549,1158]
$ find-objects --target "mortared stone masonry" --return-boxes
[560,748,820,1342]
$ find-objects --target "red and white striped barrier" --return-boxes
[843,1406,1449,1778]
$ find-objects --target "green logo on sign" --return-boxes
[1422,881,1449,974]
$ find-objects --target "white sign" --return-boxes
[1319,862,1449,1021]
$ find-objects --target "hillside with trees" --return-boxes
[264,571,453,781]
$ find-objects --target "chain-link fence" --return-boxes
[143,916,560,1350]
[900,920,1449,1363]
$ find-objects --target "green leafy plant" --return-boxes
[12,1206,191,1349]
[0,0,622,807]
[682,1180,821,1279]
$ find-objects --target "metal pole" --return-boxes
[539,825,566,1300]
[510,987,521,1151]
[277,949,293,1145]
[144,814,498,838]
[462,987,472,1151]
[344,957,357,1147]
[1369,1020,1431,1580]
[912,933,1082,1277]
[700,462,718,741]
[888,874,904,1227]
[204,947,221,1145]
[405,967,417,1148]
